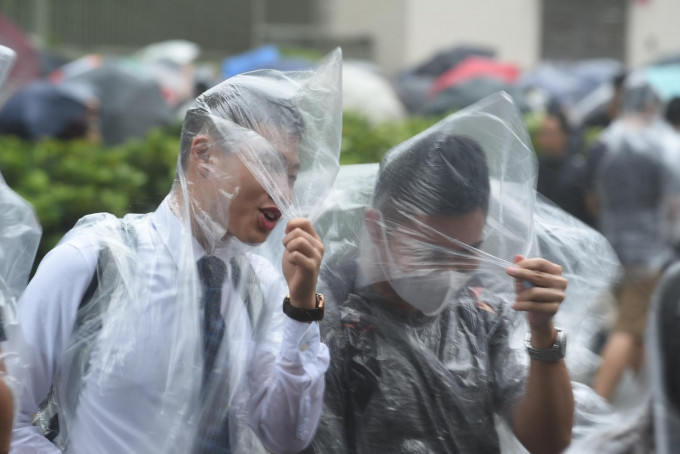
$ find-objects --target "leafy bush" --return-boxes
[0,128,179,260]
[3,111,541,266]
[340,111,442,165]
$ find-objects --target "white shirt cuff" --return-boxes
[279,317,323,364]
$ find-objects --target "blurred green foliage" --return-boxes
[0,128,179,260]
[1,111,544,266]
[340,111,442,164]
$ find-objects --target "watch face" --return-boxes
[557,330,567,357]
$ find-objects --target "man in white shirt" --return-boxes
[9,51,342,453]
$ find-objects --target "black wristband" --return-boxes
[283,293,325,322]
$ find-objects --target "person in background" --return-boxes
[536,109,593,226]
[591,76,678,402]
[582,73,628,224]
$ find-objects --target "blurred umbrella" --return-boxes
[570,59,624,99]
[0,13,39,93]
[67,60,172,145]
[520,59,624,108]
[135,40,201,107]
[221,45,280,79]
[49,54,104,83]
[221,45,312,80]
[343,61,406,123]
[39,50,69,77]
[393,72,434,113]
[135,40,200,67]
[418,77,528,116]
[430,56,520,97]
[411,45,495,78]
[571,83,614,128]
[0,81,93,140]
[520,63,581,105]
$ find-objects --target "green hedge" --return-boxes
[0,128,179,260]
[2,111,544,265]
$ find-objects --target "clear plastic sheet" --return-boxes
[299,92,620,452]
[0,172,41,304]
[0,170,42,444]
[565,262,680,454]
[9,49,342,453]
[1,47,41,451]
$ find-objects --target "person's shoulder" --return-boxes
[39,211,145,278]
[41,232,99,275]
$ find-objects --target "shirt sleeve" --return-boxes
[9,240,97,453]
[245,259,330,453]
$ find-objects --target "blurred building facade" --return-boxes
[1,0,678,72]
[324,0,680,72]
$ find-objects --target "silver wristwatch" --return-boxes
[524,328,566,362]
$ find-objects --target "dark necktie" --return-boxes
[196,255,230,453]
[197,255,227,384]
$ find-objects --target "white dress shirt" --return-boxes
[10,198,330,453]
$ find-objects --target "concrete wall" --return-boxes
[323,0,408,73]
[627,0,680,67]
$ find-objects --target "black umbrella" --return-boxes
[68,61,172,145]
[411,45,495,78]
[417,77,527,116]
[0,81,90,140]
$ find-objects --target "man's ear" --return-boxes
[190,135,212,178]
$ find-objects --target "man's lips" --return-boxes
[258,207,282,231]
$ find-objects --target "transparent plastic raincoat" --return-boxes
[1,45,41,453]
[299,92,619,453]
[565,261,680,454]
[0,170,42,435]
[8,49,342,453]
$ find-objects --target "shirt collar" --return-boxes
[152,196,235,267]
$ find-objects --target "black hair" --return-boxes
[373,133,490,219]
[545,107,571,136]
[178,80,305,173]
[665,97,680,127]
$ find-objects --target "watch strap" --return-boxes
[524,328,566,362]
[283,293,325,322]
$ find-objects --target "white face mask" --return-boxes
[377,219,472,316]
[388,270,471,316]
